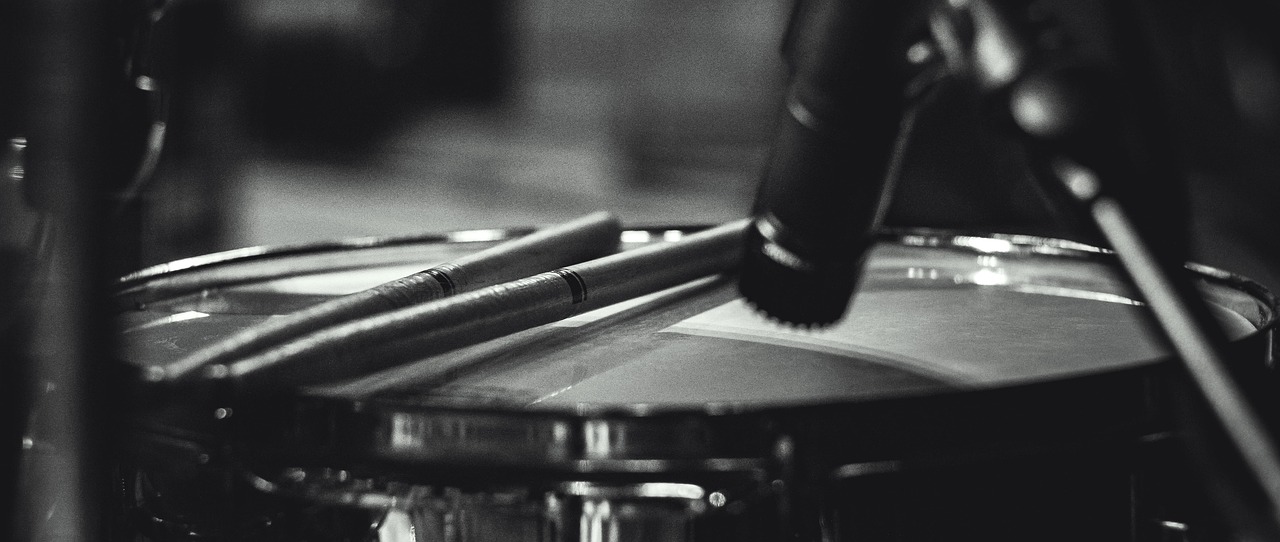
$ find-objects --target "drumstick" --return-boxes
[148,212,623,384]
[183,219,748,395]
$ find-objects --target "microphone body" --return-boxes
[740,0,915,325]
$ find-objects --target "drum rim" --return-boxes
[116,224,1279,333]
[116,224,721,288]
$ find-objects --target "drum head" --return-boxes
[120,228,1272,409]
[117,228,1276,468]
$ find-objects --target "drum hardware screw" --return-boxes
[707,492,727,508]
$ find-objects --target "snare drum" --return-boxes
[117,228,1277,542]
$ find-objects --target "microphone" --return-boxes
[739,0,914,326]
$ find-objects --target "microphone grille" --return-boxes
[737,219,864,327]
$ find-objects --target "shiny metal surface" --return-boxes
[237,467,751,542]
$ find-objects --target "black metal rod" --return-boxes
[18,0,119,539]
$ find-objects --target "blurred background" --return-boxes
[4,0,1278,289]
[4,0,1280,287]
[223,0,790,246]
[0,0,791,262]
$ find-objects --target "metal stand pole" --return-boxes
[15,0,121,539]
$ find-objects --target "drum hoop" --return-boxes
[120,225,1248,293]
[118,223,724,286]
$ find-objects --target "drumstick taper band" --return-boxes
[184,219,748,395]
[149,212,623,384]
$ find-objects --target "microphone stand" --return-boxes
[932,0,1280,538]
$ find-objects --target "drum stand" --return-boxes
[748,0,1280,539]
